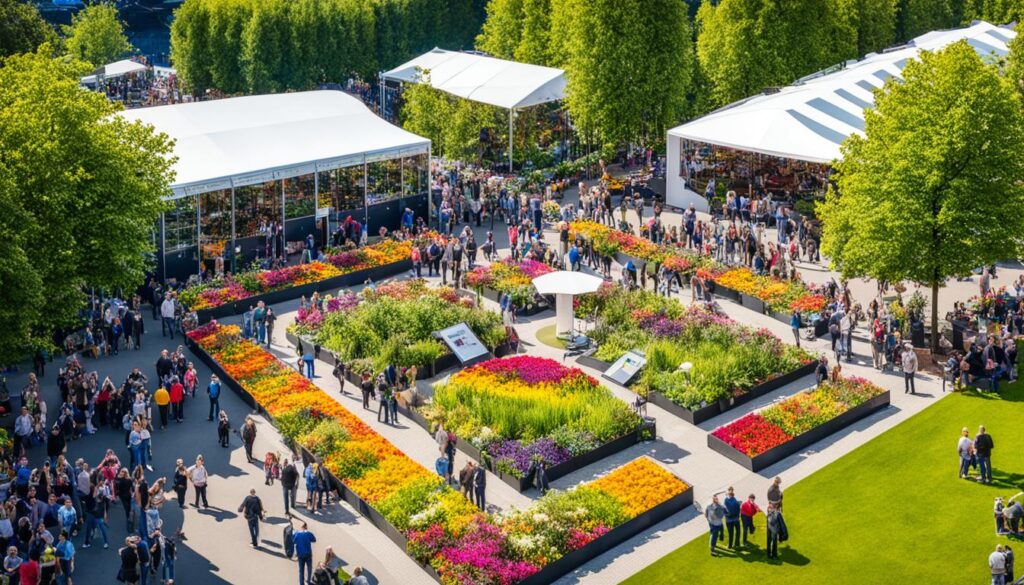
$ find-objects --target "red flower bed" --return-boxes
[711,413,792,457]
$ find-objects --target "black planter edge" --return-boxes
[188,334,687,585]
[645,361,817,426]
[193,259,413,323]
[401,402,653,493]
[576,354,613,372]
[706,391,892,471]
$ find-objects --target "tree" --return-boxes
[696,0,860,109]
[961,0,1024,25]
[0,48,175,363]
[0,0,56,58]
[62,2,132,67]
[896,0,954,41]
[1006,32,1024,99]
[557,0,695,146]
[818,41,1024,351]
[844,0,897,55]
[400,77,504,163]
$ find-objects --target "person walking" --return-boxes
[169,377,184,424]
[188,456,209,508]
[160,293,176,339]
[54,530,74,585]
[473,464,486,511]
[280,458,298,517]
[264,308,277,348]
[217,411,230,448]
[153,385,170,430]
[790,310,802,348]
[902,342,918,394]
[206,375,222,422]
[359,372,373,410]
[118,537,140,585]
[975,425,995,484]
[740,494,761,543]
[705,494,726,555]
[767,477,784,511]
[991,544,1008,585]
[238,488,264,548]
[765,503,782,559]
[958,427,974,479]
[241,417,257,463]
[294,522,317,585]
[172,460,188,509]
[723,487,742,549]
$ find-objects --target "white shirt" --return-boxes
[957,436,973,458]
[188,464,208,486]
[990,551,1006,574]
[160,299,176,319]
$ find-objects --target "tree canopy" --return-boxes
[818,41,1024,349]
[170,0,483,94]
[0,0,56,59]
[0,48,175,362]
[62,2,132,67]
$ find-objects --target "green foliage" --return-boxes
[555,0,696,145]
[819,41,1024,349]
[0,0,56,58]
[399,80,505,163]
[476,0,552,66]
[896,0,954,41]
[62,3,132,67]
[504,487,628,556]
[170,0,482,94]
[961,0,1024,24]
[274,408,324,443]
[329,444,379,481]
[375,475,446,531]
[0,48,174,363]
[299,418,350,459]
[1006,32,1024,100]
[845,0,898,55]
[696,0,860,109]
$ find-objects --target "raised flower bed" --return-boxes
[185,323,690,585]
[708,377,891,471]
[287,280,509,378]
[179,238,418,321]
[412,355,652,492]
[463,258,554,316]
[579,287,815,425]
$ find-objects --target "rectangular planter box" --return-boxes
[403,402,655,492]
[576,353,613,373]
[713,284,741,303]
[740,292,768,314]
[460,287,550,316]
[708,391,891,471]
[194,259,413,323]
[189,332,688,585]
[285,330,462,380]
[645,361,817,426]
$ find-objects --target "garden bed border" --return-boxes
[707,390,892,471]
[186,334,690,585]
[194,259,412,322]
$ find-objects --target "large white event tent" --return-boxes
[383,48,567,171]
[119,90,430,280]
[80,59,147,85]
[665,21,1016,210]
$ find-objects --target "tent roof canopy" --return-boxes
[383,48,567,110]
[668,21,1016,164]
[532,271,604,295]
[80,59,147,85]
[118,90,430,198]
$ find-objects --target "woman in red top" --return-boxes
[740,494,762,544]
[169,379,185,423]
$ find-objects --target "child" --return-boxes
[217,411,230,448]
[264,452,280,486]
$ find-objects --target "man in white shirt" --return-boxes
[990,544,1007,584]
[13,408,32,458]
[160,293,177,340]
[957,427,974,479]
[902,342,919,394]
[188,456,209,508]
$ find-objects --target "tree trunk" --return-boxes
[931,281,940,353]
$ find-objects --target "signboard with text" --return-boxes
[436,322,491,366]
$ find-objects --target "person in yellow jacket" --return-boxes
[153,386,171,430]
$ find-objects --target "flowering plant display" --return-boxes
[186,324,688,585]
[428,356,642,477]
[464,258,555,307]
[585,288,813,409]
[301,280,505,372]
[711,377,887,457]
[179,238,415,310]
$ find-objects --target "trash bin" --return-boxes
[911,320,926,348]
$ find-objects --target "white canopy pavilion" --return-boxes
[383,49,567,171]
[533,271,604,337]
[80,59,147,85]
[664,21,1016,209]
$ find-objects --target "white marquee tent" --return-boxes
[118,90,430,198]
[383,48,567,170]
[80,59,147,85]
[667,21,1016,164]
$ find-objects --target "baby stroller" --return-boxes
[889,344,903,372]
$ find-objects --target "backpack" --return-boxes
[283,524,295,559]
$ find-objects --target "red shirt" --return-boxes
[740,501,760,517]
[169,383,184,403]
[19,560,39,584]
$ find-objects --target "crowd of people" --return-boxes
[705,478,787,559]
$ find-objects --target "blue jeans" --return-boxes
[709,523,724,551]
[298,554,313,585]
[163,558,175,582]
[140,438,150,468]
[960,456,972,478]
[57,559,72,585]
[162,317,175,338]
[140,563,150,585]
[209,397,220,420]
[979,456,992,482]
[992,367,1004,392]
[85,513,109,546]
[304,358,314,379]
[247,516,259,546]
[992,575,1005,585]
[257,323,266,344]
[130,445,142,470]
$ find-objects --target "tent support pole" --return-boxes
[509,108,514,174]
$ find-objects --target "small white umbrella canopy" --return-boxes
[532,271,604,336]
[532,271,604,296]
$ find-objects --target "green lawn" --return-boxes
[624,384,1024,585]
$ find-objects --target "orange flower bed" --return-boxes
[588,457,689,518]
